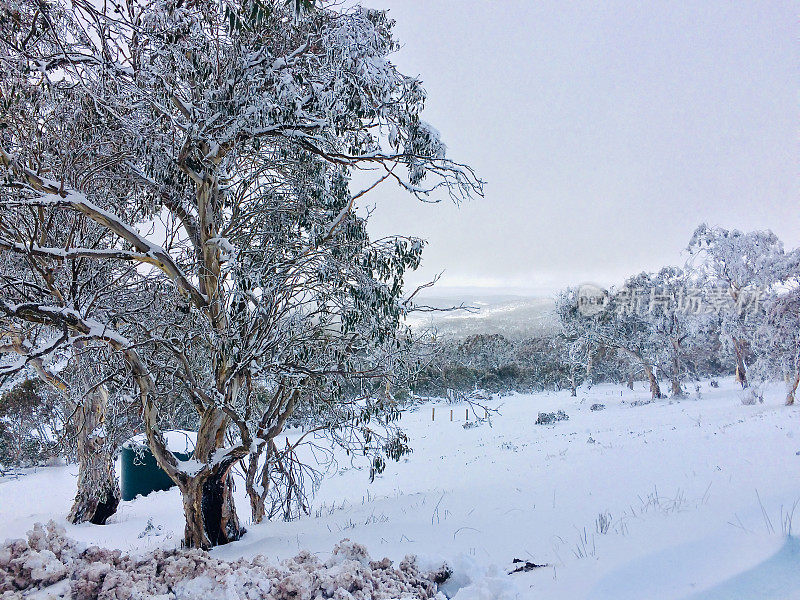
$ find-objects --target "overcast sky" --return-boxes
[354,1,798,296]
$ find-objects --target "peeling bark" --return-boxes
[246,441,270,525]
[179,465,244,550]
[202,468,242,546]
[733,338,748,388]
[786,371,799,406]
[67,386,120,525]
[642,363,662,399]
[670,339,683,397]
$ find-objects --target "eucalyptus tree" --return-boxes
[556,282,665,399]
[0,0,481,548]
[756,289,800,405]
[747,276,800,406]
[595,280,665,399]
[0,11,149,523]
[555,288,599,396]
[629,267,717,397]
[687,225,799,388]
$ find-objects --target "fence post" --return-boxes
[432,407,435,421]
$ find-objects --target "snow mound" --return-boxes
[0,522,448,599]
[435,555,517,600]
[587,531,800,600]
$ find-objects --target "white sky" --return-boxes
[356,1,798,295]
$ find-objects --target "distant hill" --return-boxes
[405,290,559,340]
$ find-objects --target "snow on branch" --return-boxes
[1,147,207,309]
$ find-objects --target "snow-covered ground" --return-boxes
[2,377,800,599]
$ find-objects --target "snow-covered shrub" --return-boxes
[137,519,164,539]
[629,399,653,407]
[0,380,62,469]
[535,410,569,425]
[0,523,448,600]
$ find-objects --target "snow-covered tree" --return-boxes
[0,0,481,548]
[626,267,717,397]
[555,288,599,396]
[751,288,800,405]
[0,379,61,469]
[687,225,799,388]
[593,281,664,400]
[0,15,144,521]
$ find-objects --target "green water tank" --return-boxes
[120,431,194,501]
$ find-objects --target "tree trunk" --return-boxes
[246,442,270,525]
[622,347,661,399]
[670,355,683,397]
[180,478,208,550]
[178,405,245,548]
[786,371,800,406]
[24,354,118,524]
[671,376,683,398]
[733,338,748,388]
[244,388,299,524]
[181,465,244,550]
[643,364,662,399]
[569,370,577,397]
[248,485,267,525]
[670,340,683,397]
[202,467,242,545]
[67,386,120,525]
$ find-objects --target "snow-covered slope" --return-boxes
[405,293,559,339]
[2,378,799,599]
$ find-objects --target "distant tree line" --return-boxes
[415,225,800,403]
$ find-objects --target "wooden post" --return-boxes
[450,409,453,421]
[465,408,469,421]
[431,407,435,421]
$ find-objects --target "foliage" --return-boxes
[0,0,481,546]
[0,380,61,468]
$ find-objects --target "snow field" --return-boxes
[2,377,799,599]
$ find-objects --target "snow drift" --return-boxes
[0,522,450,600]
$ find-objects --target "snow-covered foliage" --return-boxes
[687,224,800,388]
[0,380,62,469]
[0,0,482,547]
[751,288,800,404]
[0,522,447,599]
[546,228,800,400]
[687,225,799,290]
[617,268,717,397]
[555,289,600,395]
